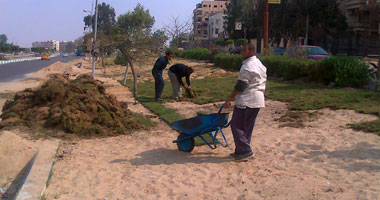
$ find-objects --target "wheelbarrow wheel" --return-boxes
[177,133,195,152]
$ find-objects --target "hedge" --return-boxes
[171,48,371,88]
[260,56,315,80]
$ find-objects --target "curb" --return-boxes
[0,57,41,65]
[15,140,59,200]
[0,54,60,65]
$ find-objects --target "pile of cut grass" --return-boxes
[0,74,153,138]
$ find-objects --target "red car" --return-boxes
[285,45,329,61]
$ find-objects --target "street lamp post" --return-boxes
[91,0,99,78]
[264,0,269,56]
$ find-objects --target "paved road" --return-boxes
[0,55,79,82]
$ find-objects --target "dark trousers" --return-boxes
[152,70,164,99]
[230,106,260,154]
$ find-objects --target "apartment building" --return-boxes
[32,40,60,51]
[59,41,75,52]
[193,0,229,47]
[208,13,228,40]
[338,0,380,39]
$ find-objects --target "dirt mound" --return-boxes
[0,74,152,137]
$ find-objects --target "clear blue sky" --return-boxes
[0,0,201,48]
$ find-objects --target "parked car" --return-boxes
[229,46,242,54]
[271,47,285,56]
[62,53,69,58]
[41,54,50,60]
[284,45,329,61]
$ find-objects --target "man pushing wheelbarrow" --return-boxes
[172,44,267,161]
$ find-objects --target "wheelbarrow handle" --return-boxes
[218,104,224,114]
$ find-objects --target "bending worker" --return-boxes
[168,64,194,101]
[152,51,173,101]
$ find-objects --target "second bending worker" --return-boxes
[168,64,194,101]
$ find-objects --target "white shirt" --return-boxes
[235,56,267,108]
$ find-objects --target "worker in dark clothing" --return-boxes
[152,51,173,101]
[168,64,194,101]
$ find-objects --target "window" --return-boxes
[203,30,208,34]
[209,5,211,7]
[215,29,219,34]
[214,5,217,8]
[216,19,220,25]
[203,4,207,7]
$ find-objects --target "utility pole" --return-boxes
[92,0,98,78]
[305,0,309,45]
[264,0,269,56]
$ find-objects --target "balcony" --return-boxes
[345,0,367,10]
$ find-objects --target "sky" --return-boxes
[0,0,201,48]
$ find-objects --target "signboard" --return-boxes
[268,0,281,4]
[235,22,242,30]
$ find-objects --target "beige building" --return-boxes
[32,40,60,51]
[193,0,229,47]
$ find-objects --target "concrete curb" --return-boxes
[15,140,59,200]
[0,57,41,65]
[0,54,60,65]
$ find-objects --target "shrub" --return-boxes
[226,39,234,45]
[236,38,248,46]
[333,57,369,87]
[181,48,211,61]
[311,56,370,87]
[167,48,183,57]
[260,56,315,80]
[214,54,243,71]
[215,40,226,46]
[114,53,127,66]
[209,49,220,63]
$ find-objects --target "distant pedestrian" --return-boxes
[152,51,173,101]
[168,64,194,101]
[224,44,267,161]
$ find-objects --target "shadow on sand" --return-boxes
[110,148,234,166]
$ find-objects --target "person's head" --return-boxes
[241,44,255,59]
[187,67,194,75]
[166,51,174,61]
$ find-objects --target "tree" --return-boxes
[110,4,155,99]
[31,47,47,54]
[83,3,116,73]
[226,0,261,40]
[152,29,168,51]
[164,16,191,49]
[0,34,7,45]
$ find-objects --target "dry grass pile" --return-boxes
[0,74,152,137]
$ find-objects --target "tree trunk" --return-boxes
[101,46,105,75]
[128,60,137,103]
[119,48,137,103]
[123,63,129,85]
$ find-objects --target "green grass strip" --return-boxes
[122,73,380,138]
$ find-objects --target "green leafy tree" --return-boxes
[0,34,7,45]
[83,3,116,73]
[31,47,47,54]
[110,4,155,98]
[152,29,168,50]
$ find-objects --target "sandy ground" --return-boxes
[1,56,380,199]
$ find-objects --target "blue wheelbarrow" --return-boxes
[172,105,230,152]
